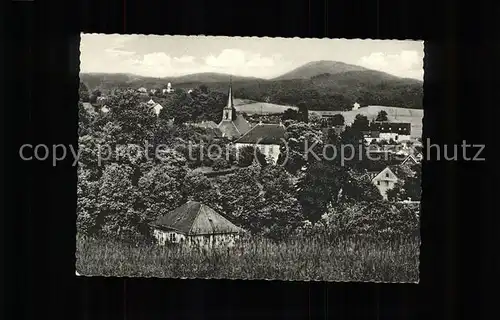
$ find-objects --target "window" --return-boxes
[170,233,175,242]
[377,181,380,185]
[395,135,398,140]
[386,181,390,186]
[386,173,389,178]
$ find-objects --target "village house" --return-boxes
[371,166,399,200]
[162,82,175,94]
[217,78,253,139]
[147,98,163,116]
[234,122,286,165]
[371,165,415,200]
[137,87,148,94]
[363,130,381,144]
[370,122,411,142]
[96,96,107,106]
[150,201,245,248]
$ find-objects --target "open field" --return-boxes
[76,235,419,282]
[310,105,424,138]
[233,98,298,115]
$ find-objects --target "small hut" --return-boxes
[150,201,245,247]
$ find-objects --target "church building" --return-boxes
[217,78,252,139]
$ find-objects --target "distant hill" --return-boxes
[273,60,370,80]
[79,60,423,110]
[79,72,262,93]
[173,72,261,83]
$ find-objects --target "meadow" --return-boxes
[76,235,419,282]
[233,98,298,115]
[310,106,424,138]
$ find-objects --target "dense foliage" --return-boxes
[77,87,421,243]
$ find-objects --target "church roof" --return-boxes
[233,114,252,135]
[151,201,244,235]
[218,121,241,139]
[235,123,286,145]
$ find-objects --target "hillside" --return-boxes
[233,71,423,110]
[310,106,423,138]
[80,72,262,93]
[273,60,369,80]
[173,72,261,83]
[80,60,423,110]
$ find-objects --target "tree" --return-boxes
[136,163,187,236]
[376,110,388,122]
[282,108,299,121]
[321,201,419,239]
[237,145,267,167]
[199,84,209,94]
[277,122,324,174]
[182,171,221,210]
[103,89,158,145]
[308,112,322,123]
[89,89,102,104]
[78,102,96,136]
[331,114,345,126]
[215,166,264,229]
[77,167,101,236]
[96,164,142,241]
[296,161,348,222]
[79,82,90,102]
[256,166,303,239]
[297,103,309,123]
[351,114,370,132]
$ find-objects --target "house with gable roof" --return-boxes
[150,201,245,247]
[234,122,286,165]
[371,165,415,200]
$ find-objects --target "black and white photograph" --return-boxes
[76,34,423,282]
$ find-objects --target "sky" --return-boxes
[80,34,424,80]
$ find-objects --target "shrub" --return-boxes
[212,158,230,171]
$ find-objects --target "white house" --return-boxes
[371,166,399,200]
[234,122,286,165]
[371,122,411,142]
[147,98,163,116]
[150,201,245,248]
[137,87,148,94]
[163,82,174,94]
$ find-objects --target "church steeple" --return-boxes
[222,76,234,121]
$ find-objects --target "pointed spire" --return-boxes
[226,75,234,109]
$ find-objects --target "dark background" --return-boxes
[4,0,496,319]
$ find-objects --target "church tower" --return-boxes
[222,76,234,121]
[217,76,252,139]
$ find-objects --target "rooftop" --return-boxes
[235,123,286,145]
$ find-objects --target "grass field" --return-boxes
[76,235,419,282]
[310,105,424,138]
[234,99,423,138]
[233,99,298,115]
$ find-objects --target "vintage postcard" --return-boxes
[77,34,423,282]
